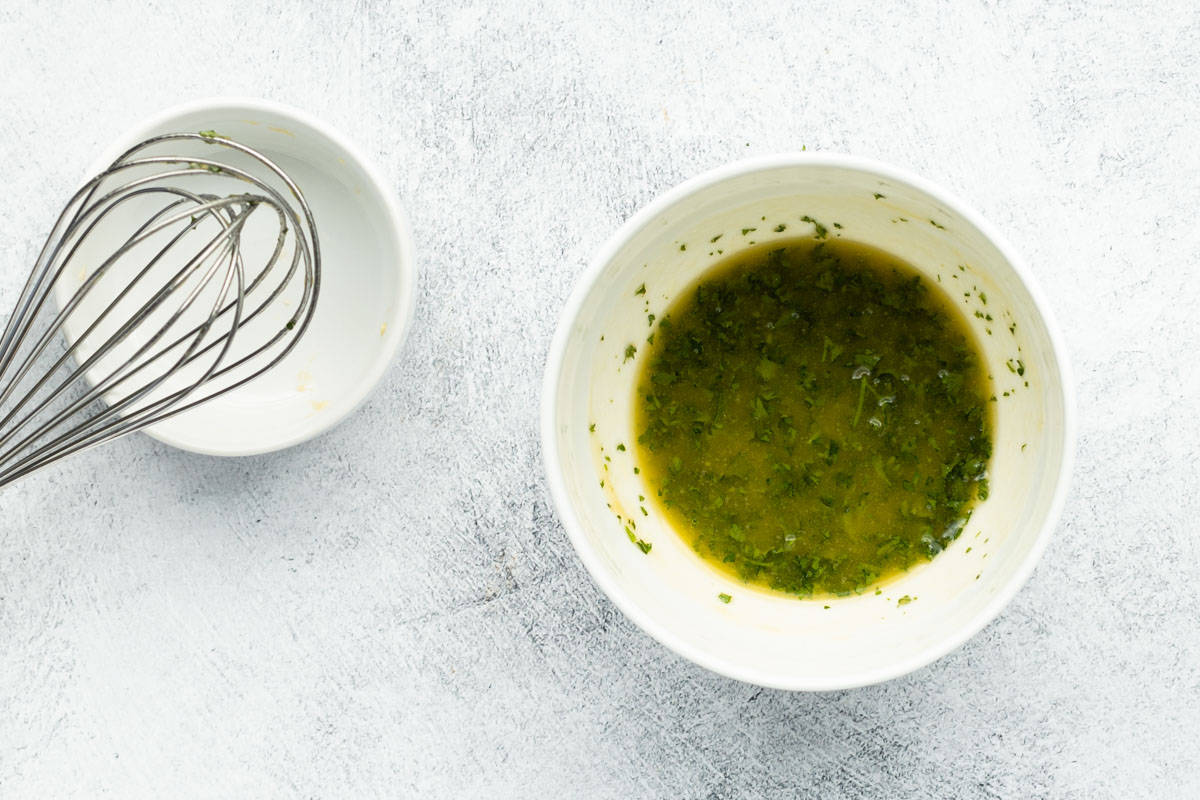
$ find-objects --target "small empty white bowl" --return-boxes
[61,97,416,456]
[542,154,1075,690]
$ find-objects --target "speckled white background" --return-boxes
[0,0,1197,797]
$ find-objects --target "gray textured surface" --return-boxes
[1,0,1198,797]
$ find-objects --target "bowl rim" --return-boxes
[75,96,417,457]
[540,152,1077,691]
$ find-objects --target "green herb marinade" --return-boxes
[634,238,993,598]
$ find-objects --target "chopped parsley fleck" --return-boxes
[186,161,222,174]
[799,215,828,239]
[718,592,732,603]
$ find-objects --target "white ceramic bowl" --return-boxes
[542,154,1075,690]
[57,98,416,456]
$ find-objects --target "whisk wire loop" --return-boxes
[0,133,320,486]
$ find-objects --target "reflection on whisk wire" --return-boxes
[0,133,319,487]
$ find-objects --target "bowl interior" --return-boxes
[55,101,414,456]
[546,158,1071,689]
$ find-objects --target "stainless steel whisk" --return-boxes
[0,132,319,486]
